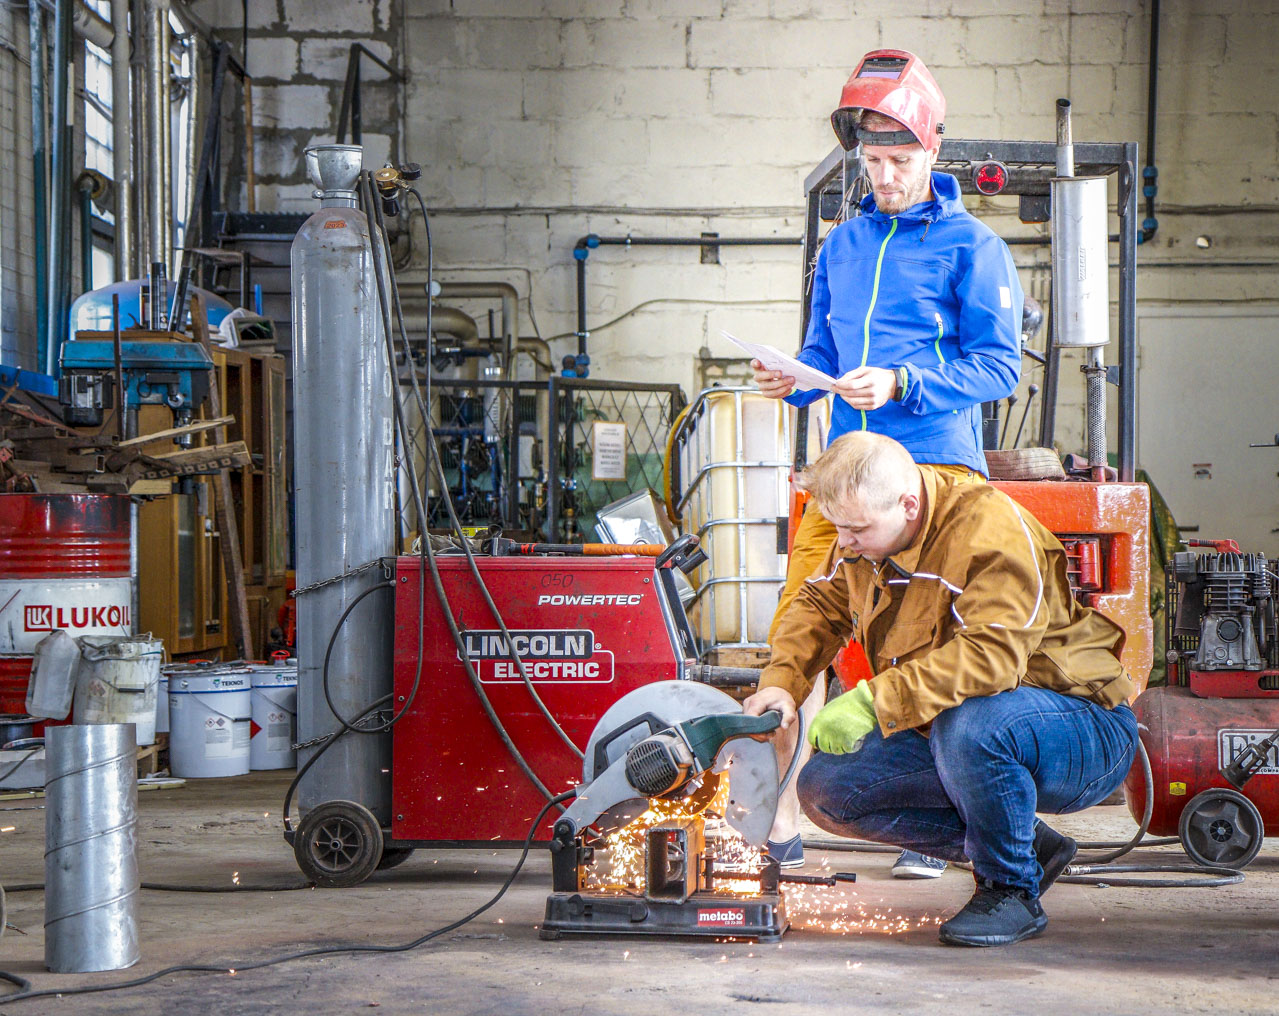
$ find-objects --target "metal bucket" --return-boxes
[248,663,297,770]
[0,494,133,713]
[44,723,140,972]
[74,637,163,746]
[168,669,252,778]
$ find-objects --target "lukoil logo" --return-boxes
[24,603,130,632]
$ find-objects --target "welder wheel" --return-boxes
[294,800,385,888]
[1178,788,1265,870]
[376,846,416,871]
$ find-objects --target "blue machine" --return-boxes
[58,335,214,439]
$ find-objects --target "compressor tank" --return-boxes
[290,145,395,822]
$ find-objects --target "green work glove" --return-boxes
[807,681,877,755]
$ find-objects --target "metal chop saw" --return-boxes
[542,681,854,942]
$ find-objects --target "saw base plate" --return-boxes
[540,890,788,943]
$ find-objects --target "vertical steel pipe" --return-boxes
[46,0,74,374]
[29,2,49,368]
[145,0,168,270]
[111,0,133,280]
[160,8,173,269]
[129,0,146,282]
[44,724,140,973]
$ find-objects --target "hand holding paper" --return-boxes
[724,331,837,393]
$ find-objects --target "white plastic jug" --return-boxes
[26,629,80,720]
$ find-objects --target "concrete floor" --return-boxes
[2,770,1277,1016]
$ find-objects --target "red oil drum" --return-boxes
[0,494,133,713]
[1124,685,1279,837]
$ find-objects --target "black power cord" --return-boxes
[0,789,574,1005]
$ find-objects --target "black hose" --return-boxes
[0,790,575,1005]
[392,185,583,762]
[361,172,562,804]
[0,748,41,787]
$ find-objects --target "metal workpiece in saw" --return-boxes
[542,681,849,943]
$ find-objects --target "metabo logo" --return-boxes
[460,629,614,684]
[697,909,746,927]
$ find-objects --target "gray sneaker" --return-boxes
[891,849,948,879]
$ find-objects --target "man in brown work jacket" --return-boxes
[743,431,1138,947]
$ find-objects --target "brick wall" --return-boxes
[194,0,1279,458]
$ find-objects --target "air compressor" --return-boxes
[1124,542,1279,868]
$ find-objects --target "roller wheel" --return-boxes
[1178,788,1265,869]
[376,846,416,871]
[294,800,384,887]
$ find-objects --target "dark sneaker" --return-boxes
[938,882,1047,947]
[765,833,804,868]
[891,849,948,879]
[1033,820,1078,895]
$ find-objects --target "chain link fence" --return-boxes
[397,375,685,541]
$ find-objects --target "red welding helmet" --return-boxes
[831,49,946,153]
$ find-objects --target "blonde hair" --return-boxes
[795,432,917,511]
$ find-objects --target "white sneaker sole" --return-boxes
[892,865,946,879]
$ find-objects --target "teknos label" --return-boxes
[0,578,133,653]
[697,909,746,927]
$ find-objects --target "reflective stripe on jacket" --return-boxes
[784,172,1023,476]
[759,467,1134,735]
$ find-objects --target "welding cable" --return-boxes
[0,748,41,788]
[0,789,576,1006]
[362,174,564,803]
[394,186,583,761]
[776,710,806,796]
[5,881,315,894]
[387,185,583,762]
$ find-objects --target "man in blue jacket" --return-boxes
[753,49,1023,873]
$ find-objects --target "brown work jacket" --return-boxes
[758,466,1134,736]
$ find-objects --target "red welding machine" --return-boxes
[1125,542,1279,867]
[389,551,694,846]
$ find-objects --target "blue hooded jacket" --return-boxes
[784,172,1023,475]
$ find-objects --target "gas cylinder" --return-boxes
[290,144,395,822]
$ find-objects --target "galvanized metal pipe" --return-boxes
[110,0,133,280]
[44,724,140,973]
[29,2,49,367]
[160,4,173,270]
[46,0,74,373]
[145,0,168,270]
[129,0,146,282]
[72,0,113,49]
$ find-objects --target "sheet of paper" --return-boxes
[723,331,837,392]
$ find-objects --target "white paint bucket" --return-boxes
[168,669,251,778]
[248,664,297,770]
[74,637,163,746]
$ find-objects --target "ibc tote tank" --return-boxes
[290,144,395,821]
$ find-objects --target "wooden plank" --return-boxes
[113,416,234,448]
[191,294,254,661]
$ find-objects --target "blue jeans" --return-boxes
[797,686,1139,895]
